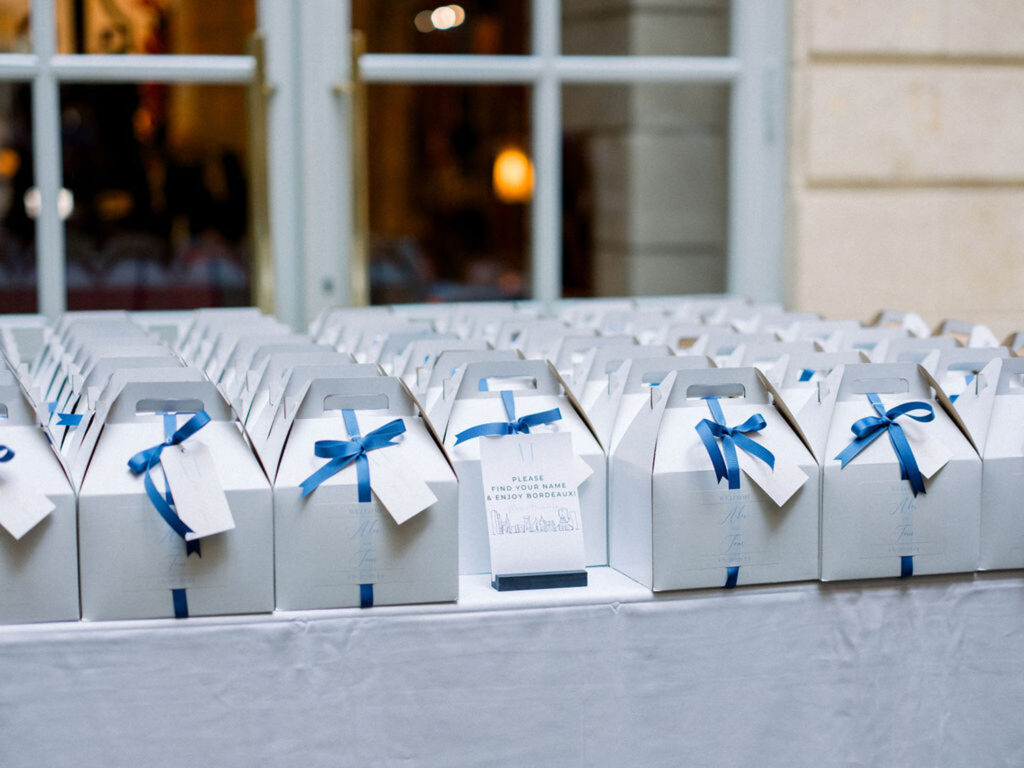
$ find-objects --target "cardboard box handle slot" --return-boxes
[135,398,205,415]
[323,393,390,413]
[849,377,909,395]
[478,376,537,392]
[685,383,746,399]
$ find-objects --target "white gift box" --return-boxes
[375,331,457,376]
[948,357,1024,570]
[176,307,265,362]
[934,319,1001,349]
[930,347,1010,410]
[772,351,861,462]
[869,336,957,364]
[273,375,458,609]
[77,377,274,620]
[739,341,818,389]
[393,337,489,400]
[0,368,78,623]
[442,359,606,574]
[494,318,577,361]
[247,362,382,477]
[870,310,932,338]
[609,367,819,591]
[551,334,635,393]
[658,323,731,353]
[422,349,522,430]
[821,363,981,581]
[236,350,355,427]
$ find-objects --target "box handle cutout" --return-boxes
[850,377,909,395]
[686,383,746,399]
[323,393,390,413]
[478,376,537,392]
[136,398,204,415]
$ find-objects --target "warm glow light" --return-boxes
[414,10,434,33]
[430,6,457,30]
[492,147,534,203]
[0,148,19,178]
[449,5,466,25]
[24,187,74,220]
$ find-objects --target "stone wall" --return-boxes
[789,0,1024,335]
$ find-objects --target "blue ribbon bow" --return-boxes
[0,445,13,462]
[300,410,406,501]
[798,368,816,382]
[834,393,934,497]
[694,397,775,490]
[127,411,212,557]
[453,390,562,445]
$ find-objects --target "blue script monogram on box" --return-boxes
[609,367,820,591]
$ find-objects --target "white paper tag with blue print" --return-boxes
[160,440,235,539]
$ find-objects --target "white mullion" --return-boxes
[30,1,64,319]
[0,54,38,79]
[51,54,255,83]
[360,54,738,86]
[530,0,560,304]
[555,56,739,83]
[727,0,788,304]
[360,54,540,83]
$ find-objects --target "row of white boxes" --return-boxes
[0,298,1022,623]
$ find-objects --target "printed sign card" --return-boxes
[479,431,587,590]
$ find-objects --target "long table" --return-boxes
[3,567,1023,767]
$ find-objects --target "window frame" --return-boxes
[0,1,789,325]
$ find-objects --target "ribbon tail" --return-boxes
[834,431,882,469]
[695,420,728,484]
[888,423,926,497]
[721,435,741,490]
[356,453,371,503]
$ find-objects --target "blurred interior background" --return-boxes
[0,1,1021,335]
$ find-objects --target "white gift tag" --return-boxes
[878,395,951,479]
[159,440,236,540]
[366,448,437,525]
[479,431,586,579]
[0,480,55,540]
[737,449,808,507]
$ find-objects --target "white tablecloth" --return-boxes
[3,568,1024,767]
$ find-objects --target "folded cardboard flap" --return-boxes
[742,341,817,365]
[587,344,672,384]
[996,357,1024,395]
[456,359,561,400]
[427,349,522,390]
[107,381,232,425]
[779,350,861,388]
[622,355,711,394]
[836,363,930,400]
[296,376,415,421]
[663,366,766,407]
[554,334,635,370]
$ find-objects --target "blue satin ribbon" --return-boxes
[901,556,913,578]
[127,411,211,557]
[725,566,739,589]
[798,369,815,382]
[453,390,562,445]
[299,410,406,501]
[360,583,374,608]
[56,412,82,428]
[0,445,13,462]
[834,393,934,497]
[694,397,775,491]
[172,588,189,618]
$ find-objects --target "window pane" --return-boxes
[0,1,29,53]
[61,82,251,310]
[56,0,255,55]
[367,84,530,303]
[562,0,730,56]
[354,1,529,55]
[0,79,35,312]
[562,83,728,297]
